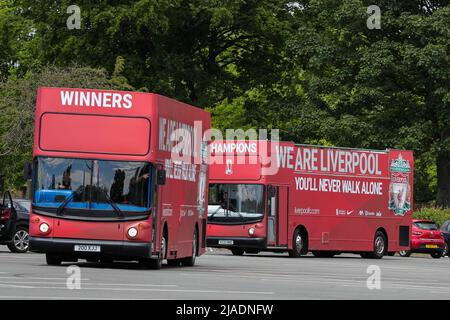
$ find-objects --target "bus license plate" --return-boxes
[218,240,233,245]
[425,244,438,249]
[74,245,101,252]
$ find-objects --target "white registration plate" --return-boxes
[218,240,234,245]
[74,245,101,252]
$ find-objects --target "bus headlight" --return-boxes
[127,227,138,238]
[248,227,255,236]
[39,223,49,233]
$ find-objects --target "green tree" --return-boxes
[12,0,294,108]
[0,64,133,191]
[288,0,450,206]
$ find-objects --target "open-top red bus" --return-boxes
[207,140,413,259]
[29,87,210,269]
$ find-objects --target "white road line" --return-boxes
[0,285,274,295]
[0,281,177,287]
[0,277,91,281]
[0,283,34,289]
[0,295,174,300]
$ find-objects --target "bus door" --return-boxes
[267,185,288,247]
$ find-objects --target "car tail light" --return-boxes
[0,209,11,220]
[413,231,422,236]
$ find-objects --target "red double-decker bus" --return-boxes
[207,140,413,259]
[29,87,210,269]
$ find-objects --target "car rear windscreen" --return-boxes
[414,222,438,230]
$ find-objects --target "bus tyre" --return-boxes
[398,250,411,257]
[312,251,335,258]
[46,253,62,266]
[181,229,198,267]
[231,249,244,256]
[289,229,306,258]
[370,231,387,259]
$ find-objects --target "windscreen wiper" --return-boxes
[208,205,224,220]
[228,209,245,221]
[96,187,124,218]
[56,187,84,215]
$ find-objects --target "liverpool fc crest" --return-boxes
[388,154,411,216]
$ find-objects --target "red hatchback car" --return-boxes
[399,219,446,258]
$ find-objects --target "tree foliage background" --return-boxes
[0,0,449,207]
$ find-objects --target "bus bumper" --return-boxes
[30,237,152,259]
[207,237,265,249]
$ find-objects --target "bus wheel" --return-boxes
[370,231,387,259]
[289,229,306,258]
[141,232,166,269]
[181,228,198,267]
[46,253,62,266]
[312,251,335,258]
[231,249,244,256]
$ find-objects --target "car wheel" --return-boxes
[398,250,411,257]
[46,253,62,266]
[181,228,198,267]
[431,251,443,259]
[231,248,244,256]
[8,227,29,253]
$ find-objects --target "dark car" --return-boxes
[0,191,30,253]
[440,220,450,257]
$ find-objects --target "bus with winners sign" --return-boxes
[29,87,210,269]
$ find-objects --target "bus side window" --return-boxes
[268,186,277,217]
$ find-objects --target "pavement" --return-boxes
[0,248,449,300]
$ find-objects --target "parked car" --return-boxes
[399,219,446,258]
[0,191,30,253]
[440,220,450,257]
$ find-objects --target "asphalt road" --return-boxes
[0,248,449,300]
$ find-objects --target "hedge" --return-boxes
[413,207,450,227]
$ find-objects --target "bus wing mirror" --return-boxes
[24,163,33,180]
[268,185,276,197]
[157,170,166,186]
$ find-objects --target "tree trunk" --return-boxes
[436,151,450,208]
